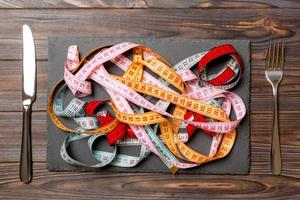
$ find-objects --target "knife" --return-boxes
[20,24,36,184]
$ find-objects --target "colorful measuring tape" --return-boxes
[48,42,246,173]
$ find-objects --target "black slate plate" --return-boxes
[47,37,250,174]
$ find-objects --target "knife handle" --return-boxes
[20,104,32,183]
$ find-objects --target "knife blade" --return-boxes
[20,24,36,184]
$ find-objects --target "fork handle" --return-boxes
[272,90,281,175]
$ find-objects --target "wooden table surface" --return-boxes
[0,1,300,199]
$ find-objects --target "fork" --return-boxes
[265,41,284,175]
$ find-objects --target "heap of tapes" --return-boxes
[48,42,246,173]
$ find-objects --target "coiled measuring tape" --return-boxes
[48,42,246,173]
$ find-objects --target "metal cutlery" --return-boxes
[265,41,284,175]
[20,24,36,183]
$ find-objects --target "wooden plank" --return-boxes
[0,0,299,8]
[0,111,299,178]
[0,163,299,199]
[0,9,300,60]
[0,112,47,162]
[0,59,48,111]
[1,56,299,112]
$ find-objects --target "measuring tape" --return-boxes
[48,42,246,172]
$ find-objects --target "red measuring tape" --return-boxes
[85,100,136,145]
[198,44,243,88]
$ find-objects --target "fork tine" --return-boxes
[271,41,276,69]
[281,42,285,70]
[276,41,280,69]
[266,41,271,69]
